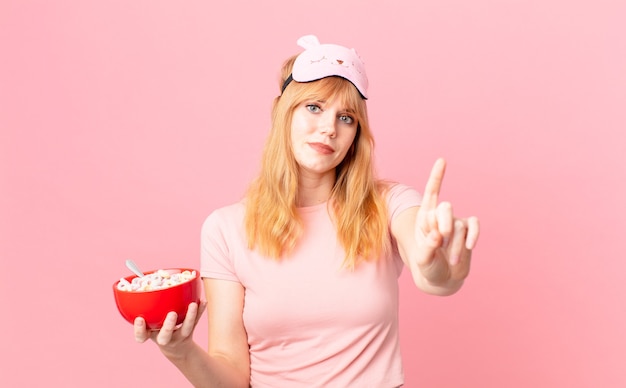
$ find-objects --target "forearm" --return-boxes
[163,342,250,388]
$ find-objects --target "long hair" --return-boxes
[244,55,390,268]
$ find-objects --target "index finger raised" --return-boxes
[421,158,446,210]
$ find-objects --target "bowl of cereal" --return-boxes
[113,268,201,330]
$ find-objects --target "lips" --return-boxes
[308,142,335,154]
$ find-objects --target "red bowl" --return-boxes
[113,268,201,330]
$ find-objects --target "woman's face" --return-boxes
[290,98,358,177]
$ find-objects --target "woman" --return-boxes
[134,35,480,387]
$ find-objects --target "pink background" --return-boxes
[1,0,625,386]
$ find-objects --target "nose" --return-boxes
[319,113,336,138]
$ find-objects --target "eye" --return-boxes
[306,104,321,113]
[339,114,355,125]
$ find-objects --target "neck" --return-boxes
[296,169,335,207]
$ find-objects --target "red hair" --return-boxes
[244,55,390,267]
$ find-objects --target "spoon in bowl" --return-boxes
[125,259,145,278]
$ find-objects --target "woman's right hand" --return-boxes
[132,280,249,387]
[134,301,206,360]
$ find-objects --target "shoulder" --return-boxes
[379,181,422,222]
[380,181,421,205]
[201,201,246,234]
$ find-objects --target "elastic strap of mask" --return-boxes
[281,74,293,95]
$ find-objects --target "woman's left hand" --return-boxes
[412,158,480,289]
